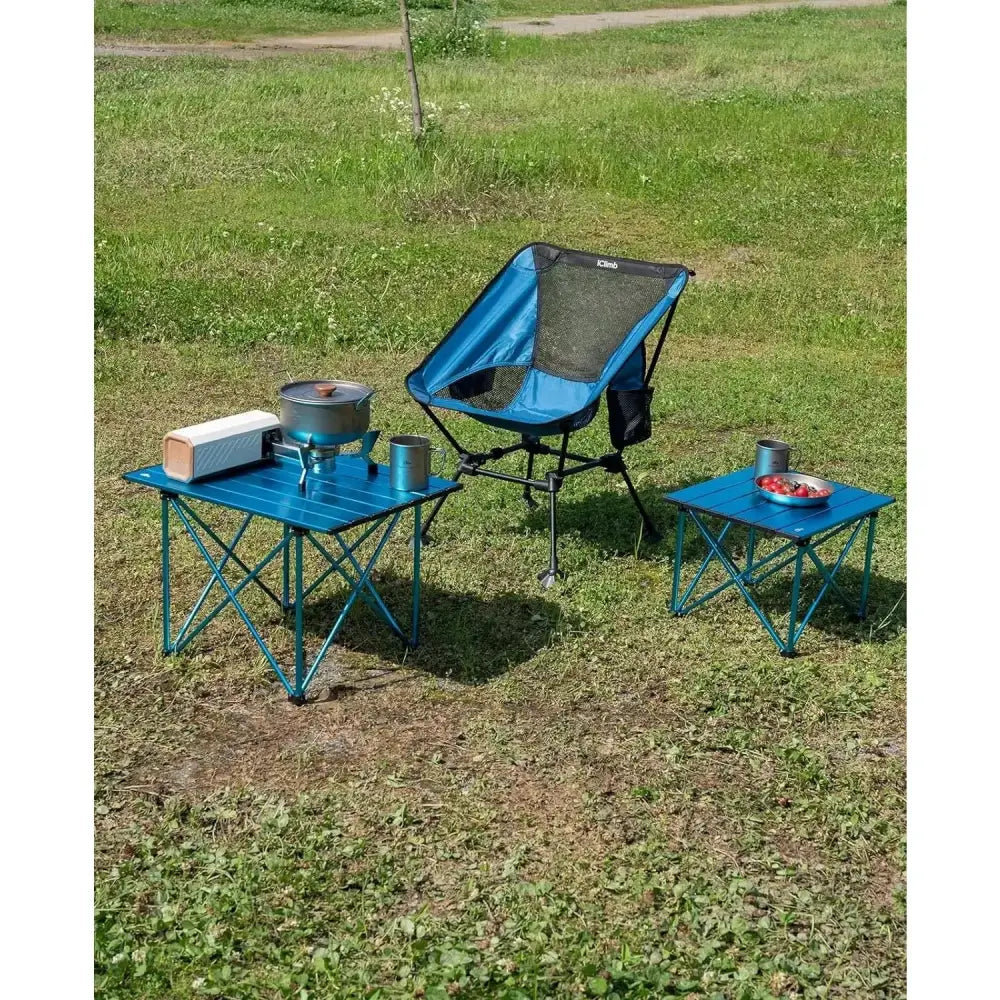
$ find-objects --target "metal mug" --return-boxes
[389,435,446,492]
[755,439,792,479]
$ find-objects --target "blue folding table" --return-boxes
[665,468,894,655]
[123,454,461,703]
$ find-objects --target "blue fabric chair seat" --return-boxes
[407,364,601,437]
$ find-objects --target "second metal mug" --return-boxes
[389,435,445,492]
[755,439,792,478]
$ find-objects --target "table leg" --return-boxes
[859,513,877,620]
[292,529,305,704]
[301,513,402,695]
[671,505,881,657]
[158,499,428,702]
[783,544,805,657]
[161,492,172,654]
[282,524,291,612]
[671,508,686,614]
[411,503,422,648]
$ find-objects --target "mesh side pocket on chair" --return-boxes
[607,387,653,449]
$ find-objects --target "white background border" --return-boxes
[3,1,93,994]
[908,0,998,994]
[4,0,996,992]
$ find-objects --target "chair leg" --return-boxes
[418,460,464,543]
[618,459,661,542]
[537,474,565,588]
[523,445,539,509]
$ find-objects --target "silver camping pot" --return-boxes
[278,380,375,448]
[389,435,446,492]
[755,439,792,479]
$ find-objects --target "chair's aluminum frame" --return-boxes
[415,299,681,586]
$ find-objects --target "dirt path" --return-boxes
[96,0,891,59]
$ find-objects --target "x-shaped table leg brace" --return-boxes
[304,529,405,641]
[170,505,286,653]
[165,498,292,688]
[291,512,405,700]
[160,494,417,702]
[671,509,876,655]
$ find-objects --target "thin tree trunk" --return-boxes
[453,0,459,23]
[398,0,423,140]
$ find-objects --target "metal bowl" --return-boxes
[755,471,835,507]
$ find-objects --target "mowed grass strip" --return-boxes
[95,7,905,999]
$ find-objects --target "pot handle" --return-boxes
[355,388,376,410]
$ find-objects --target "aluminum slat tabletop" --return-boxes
[124,454,462,534]
[665,467,894,540]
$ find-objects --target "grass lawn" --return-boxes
[95,0,786,43]
[95,5,906,998]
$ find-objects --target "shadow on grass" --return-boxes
[520,475,707,556]
[752,565,905,646]
[299,572,566,685]
[673,556,905,648]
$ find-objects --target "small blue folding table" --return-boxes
[123,454,461,703]
[665,468,894,655]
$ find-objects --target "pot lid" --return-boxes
[279,379,374,404]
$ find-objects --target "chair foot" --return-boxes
[779,649,798,658]
[288,694,307,706]
[642,527,662,544]
[537,567,565,589]
[522,490,539,510]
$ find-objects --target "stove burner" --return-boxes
[267,430,380,490]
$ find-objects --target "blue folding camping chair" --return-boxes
[406,243,691,585]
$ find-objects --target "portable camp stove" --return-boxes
[266,428,381,490]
